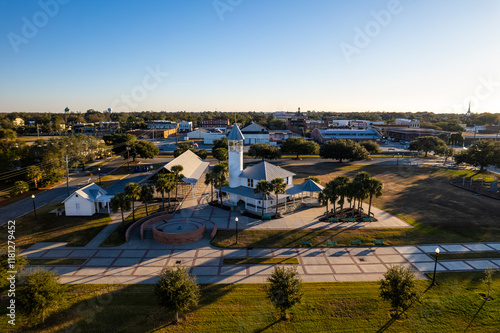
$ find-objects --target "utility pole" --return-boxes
[65,155,69,196]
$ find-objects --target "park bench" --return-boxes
[300,241,312,247]
[350,240,362,246]
[326,240,338,246]
[373,239,384,246]
[362,218,372,222]
[345,218,357,222]
[328,218,340,223]
[262,215,272,220]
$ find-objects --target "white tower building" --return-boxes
[227,124,245,188]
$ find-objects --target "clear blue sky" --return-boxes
[1,0,499,113]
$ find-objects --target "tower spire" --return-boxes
[466,100,471,118]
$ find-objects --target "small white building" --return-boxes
[240,122,270,145]
[203,132,226,144]
[395,118,420,128]
[178,121,193,132]
[63,183,113,216]
[186,128,208,140]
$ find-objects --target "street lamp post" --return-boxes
[432,247,440,286]
[98,167,101,185]
[126,146,130,171]
[396,154,401,166]
[31,194,37,219]
[235,217,239,244]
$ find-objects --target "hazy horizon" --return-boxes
[1,0,499,114]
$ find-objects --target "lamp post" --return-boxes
[98,167,101,185]
[396,154,401,166]
[150,165,153,172]
[31,194,37,219]
[235,217,239,244]
[432,247,440,286]
[126,146,130,171]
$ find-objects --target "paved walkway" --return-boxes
[22,241,500,284]
[19,181,499,284]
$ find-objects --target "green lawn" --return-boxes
[0,201,112,249]
[100,204,160,247]
[2,272,498,332]
[223,257,299,265]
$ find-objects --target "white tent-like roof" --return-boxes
[162,150,210,185]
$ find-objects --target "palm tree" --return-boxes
[140,184,154,216]
[332,176,349,217]
[212,163,228,204]
[109,192,131,231]
[204,170,215,203]
[254,180,272,217]
[336,184,349,220]
[154,175,168,211]
[366,178,383,217]
[163,173,176,211]
[318,191,329,216]
[354,171,371,211]
[124,183,141,222]
[271,178,287,217]
[171,165,184,201]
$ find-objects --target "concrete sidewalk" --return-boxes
[22,241,500,284]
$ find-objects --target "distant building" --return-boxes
[178,121,193,133]
[186,128,208,140]
[395,118,420,128]
[63,183,113,216]
[240,122,269,145]
[273,111,296,120]
[311,128,383,143]
[146,120,179,130]
[203,132,226,144]
[201,118,230,130]
[269,130,300,145]
[384,128,448,141]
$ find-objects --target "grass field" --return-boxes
[100,204,160,247]
[0,201,111,249]
[1,272,498,332]
[289,164,500,243]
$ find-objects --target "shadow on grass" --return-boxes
[253,317,283,332]
[463,299,487,333]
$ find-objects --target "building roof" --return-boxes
[241,122,268,134]
[240,161,295,181]
[162,150,210,185]
[62,183,109,203]
[317,128,382,139]
[227,124,245,141]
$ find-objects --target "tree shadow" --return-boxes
[463,299,487,333]
[253,317,284,332]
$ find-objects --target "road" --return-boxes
[0,155,174,223]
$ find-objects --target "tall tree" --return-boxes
[254,180,273,217]
[140,184,154,216]
[359,141,381,154]
[110,192,131,230]
[280,137,319,159]
[213,147,228,162]
[204,170,216,203]
[26,165,43,189]
[267,266,303,320]
[366,178,383,217]
[154,175,169,211]
[171,165,184,200]
[136,140,160,159]
[124,183,141,221]
[380,265,417,318]
[408,136,447,157]
[332,176,350,219]
[454,140,500,171]
[248,143,281,160]
[271,177,287,216]
[212,163,228,204]
[154,266,200,324]
[319,139,369,162]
